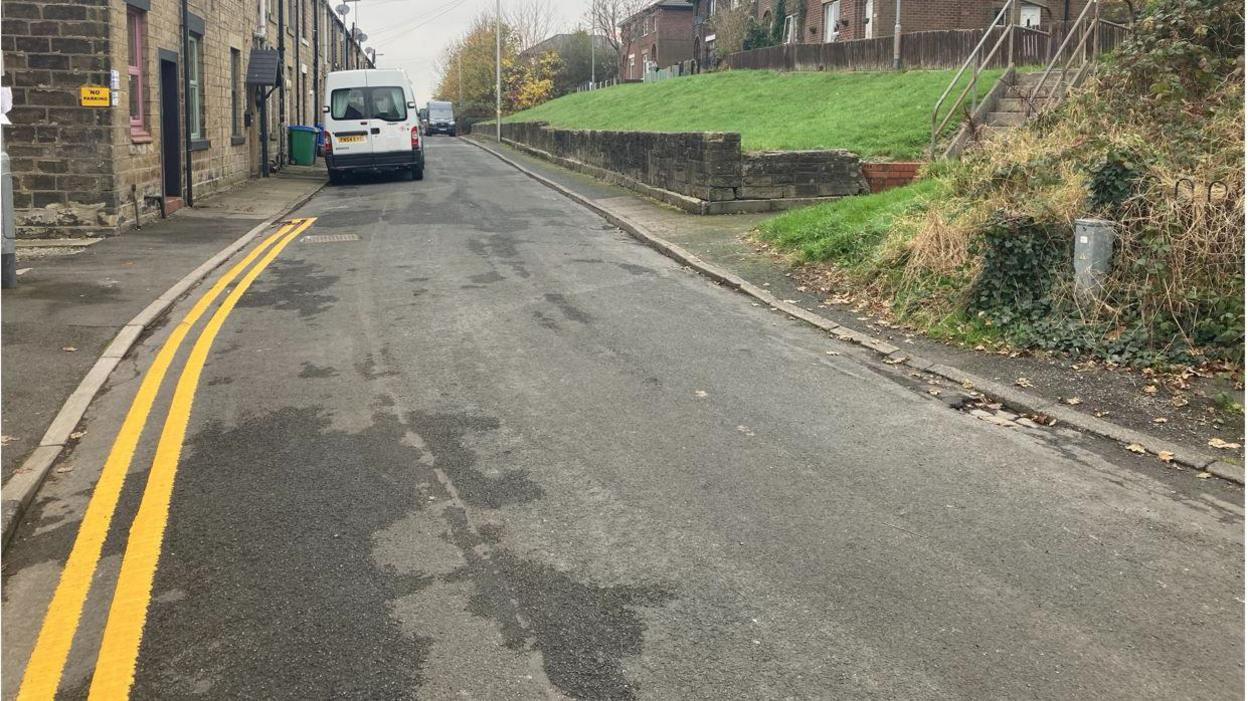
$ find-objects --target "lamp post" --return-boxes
[495,0,501,142]
[892,0,901,70]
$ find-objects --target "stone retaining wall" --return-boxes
[496,122,869,214]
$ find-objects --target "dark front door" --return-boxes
[159,55,181,198]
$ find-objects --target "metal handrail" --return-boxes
[1027,0,1100,114]
[929,0,1016,157]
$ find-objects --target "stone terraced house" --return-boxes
[1,0,372,237]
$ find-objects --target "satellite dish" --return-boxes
[366,47,376,57]
[355,30,368,42]
[335,3,349,16]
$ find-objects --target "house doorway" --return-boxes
[158,51,181,200]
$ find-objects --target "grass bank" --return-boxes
[502,69,1001,159]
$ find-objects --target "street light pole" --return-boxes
[495,0,501,142]
[892,0,902,70]
[590,5,596,89]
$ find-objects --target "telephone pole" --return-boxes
[892,0,902,70]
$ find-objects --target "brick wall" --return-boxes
[861,161,922,193]
[619,5,695,79]
[2,0,117,237]
[498,122,869,205]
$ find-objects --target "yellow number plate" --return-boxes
[338,135,365,144]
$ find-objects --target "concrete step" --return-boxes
[995,97,1030,113]
[987,111,1027,127]
[976,125,1014,142]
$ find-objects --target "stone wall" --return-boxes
[497,121,868,212]
[2,0,117,237]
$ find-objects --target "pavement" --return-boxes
[1,138,1242,699]
[1,169,324,484]
[470,135,1246,475]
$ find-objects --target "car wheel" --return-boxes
[411,165,424,181]
[328,169,344,185]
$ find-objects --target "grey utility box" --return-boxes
[1073,218,1115,297]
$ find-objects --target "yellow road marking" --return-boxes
[87,217,316,699]
[15,220,300,701]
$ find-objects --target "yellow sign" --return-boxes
[79,85,110,107]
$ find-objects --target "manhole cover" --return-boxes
[301,233,360,243]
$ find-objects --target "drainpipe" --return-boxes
[295,0,301,124]
[313,0,319,128]
[278,0,287,165]
[181,0,193,205]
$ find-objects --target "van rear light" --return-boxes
[411,126,421,149]
[324,136,333,155]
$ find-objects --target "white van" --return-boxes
[323,68,424,184]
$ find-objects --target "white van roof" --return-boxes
[325,68,411,88]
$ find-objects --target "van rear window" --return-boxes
[330,86,407,121]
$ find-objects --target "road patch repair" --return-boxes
[464,136,1241,485]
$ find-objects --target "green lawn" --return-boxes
[503,69,1002,159]
[756,177,945,264]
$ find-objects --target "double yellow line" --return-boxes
[17,217,316,701]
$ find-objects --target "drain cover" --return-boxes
[301,233,360,243]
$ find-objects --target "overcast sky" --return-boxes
[346,0,594,104]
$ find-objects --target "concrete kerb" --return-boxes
[1,179,326,552]
[465,136,1242,486]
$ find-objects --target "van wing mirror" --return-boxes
[407,101,416,108]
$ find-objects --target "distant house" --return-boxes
[618,0,696,80]
[754,0,1090,46]
[519,33,614,61]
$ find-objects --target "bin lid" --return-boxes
[289,125,318,133]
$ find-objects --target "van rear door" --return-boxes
[327,83,373,157]
[363,72,411,155]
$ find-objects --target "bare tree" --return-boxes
[507,0,560,51]
[587,0,648,56]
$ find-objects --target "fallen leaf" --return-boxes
[1015,377,1034,388]
[62,346,77,352]
[1158,451,1175,463]
[927,389,941,396]
[1152,417,1168,424]
[1197,472,1212,479]
[1170,396,1190,408]
[824,350,840,356]
[1125,443,1147,454]
[1208,438,1242,450]
[1143,385,1159,396]
[1064,397,1082,405]
[694,390,708,398]
[69,431,87,440]
[961,380,975,390]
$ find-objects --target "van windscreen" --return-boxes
[330,87,407,121]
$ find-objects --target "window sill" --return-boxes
[130,130,153,144]
[231,135,246,146]
[190,138,211,152]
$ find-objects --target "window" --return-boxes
[188,33,205,140]
[823,0,840,42]
[126,7,148,139]
[230,48,242,140]
[783,14,795,43]
[329,86,407,121]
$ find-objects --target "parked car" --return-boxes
[425,100,456,136]
[418,107,429,135]
[323,68,424,184]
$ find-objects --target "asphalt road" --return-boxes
[3,138,1243,700]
